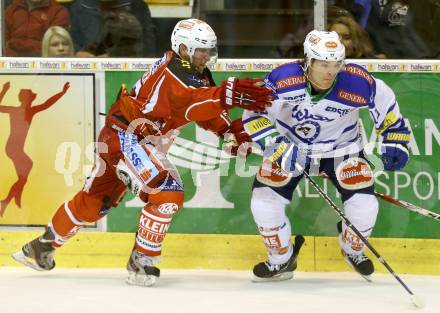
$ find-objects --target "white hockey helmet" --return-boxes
[171,18,218,64]
[303,30,345,69]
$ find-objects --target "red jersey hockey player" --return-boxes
[12,18,272,286]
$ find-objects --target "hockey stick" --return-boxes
[318,173,440,222]
[375,192,440,221]
[297,167,424,308]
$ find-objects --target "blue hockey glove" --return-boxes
[264,135,309,175]
[381,143,409,171]
[381,127,410,171]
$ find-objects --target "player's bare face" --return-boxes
[48,34,71,57]
[192,48,215,73]
[308,60,343,92]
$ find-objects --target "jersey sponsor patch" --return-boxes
[262,234,282,250]
[118,132,162,186]
[244,116,274,137]
[160,177,184,192]
[256,161,292,187]
[157,203,179,215]
[337,89,368,105]
[275,75,306,90]
[345,65,374,85]
[283,93,307,104]
[335,157,374,190]
[325,106,351,117]
[342,227,365,252]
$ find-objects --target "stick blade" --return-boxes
[410,294,425,309]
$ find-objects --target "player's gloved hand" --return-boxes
[264,135,309,176]
[381,143,409,171]
[381,127,410,171]
[223,118,252,157]
[220,77,273,111]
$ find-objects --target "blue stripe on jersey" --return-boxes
[242,115,262,124]
[315,138,336,144]
[342,122,358,134]
[346,135,359,143]
[386,118,404,131]
[250,126,276,139]
[386,101,396,114]
[333,134,359,149]
[377,115,403,132]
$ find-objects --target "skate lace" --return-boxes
[135,251,159,267]
[264,261,282,272]
[350,253,368,265]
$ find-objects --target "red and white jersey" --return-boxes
[106,51,231,138]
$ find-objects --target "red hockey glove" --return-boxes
[224,118,252,157]
[220,77,273,111]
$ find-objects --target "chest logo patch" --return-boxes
[293,121,320,142]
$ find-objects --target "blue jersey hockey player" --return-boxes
[243,30,411,282]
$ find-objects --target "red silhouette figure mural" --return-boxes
[0,81,70,217]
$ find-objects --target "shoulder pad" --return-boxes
[343,63,374,86]
[265,62,306,93]
[167,54,211,88]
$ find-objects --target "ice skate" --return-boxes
[341,249,374,282]
[337,221,374,281]
[126,249,160,287]
[12,237,55,271]
[252,235,305,282]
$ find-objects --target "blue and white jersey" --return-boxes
[242,62,408,157]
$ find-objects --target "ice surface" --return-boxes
[0,268,439,313]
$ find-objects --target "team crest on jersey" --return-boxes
[335,157,374,190]
[293,121,320,141]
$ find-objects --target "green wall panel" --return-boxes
[105,71,440,239]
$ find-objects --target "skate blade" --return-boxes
[11,251,46,272]
[251,271,293,283]
[126,272,157,287]
[342,257,373,282]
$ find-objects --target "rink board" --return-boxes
[1,232,439,275]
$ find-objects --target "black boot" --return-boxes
[12,231,56,271]
[126,248,160,287]
[337,221,374,281]
[252,235,305,282]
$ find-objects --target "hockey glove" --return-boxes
[381,128,410,171]
[220,77,273,111]
[264,135,309,176]
[381,143,409,171]
[224,118,253,157]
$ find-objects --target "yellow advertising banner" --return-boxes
[0,74,95,226]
